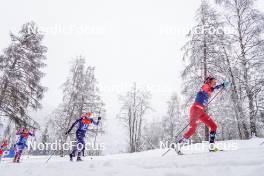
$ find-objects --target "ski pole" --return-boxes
[45,133,69,164]
[161,87,225,157]
[45,150,56,164]
[93,106,103,156]
[93,117,101,156]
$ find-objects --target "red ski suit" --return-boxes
[183,83,218,139]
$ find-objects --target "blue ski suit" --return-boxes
[67,117,99,157]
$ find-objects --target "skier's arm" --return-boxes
[29,132,35,137]
[66,119,80,134]
[212,81,229,92]
[28,128,36,137]
[212,84,223,91]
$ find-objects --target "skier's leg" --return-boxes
[76,136,85,161]
[13,153,18,162]
[182,106,200,140]
[15,149,23,163]
[82,145,85,157]
[199,113,217,143]
[77,142,83,158]
[177,106,200,155]
[13,146,21,163]
[69,134,80,161]
[70,145,77,157]
[69,146,76,161]
[199,113,219,151]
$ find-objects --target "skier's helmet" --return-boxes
[84,112,92,117]
[22,129,30,137]
[204,75,216,84]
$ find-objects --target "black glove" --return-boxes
[98,117,102,121]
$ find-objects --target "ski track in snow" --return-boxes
[0,138,264,176]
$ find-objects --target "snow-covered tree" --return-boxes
[51,56,105,155]
[0,21,47,129]
[118,83,151,153]
[181,0,264,140]
[162,93,184,142]
[182,0,225,140]
[216,0,264,137]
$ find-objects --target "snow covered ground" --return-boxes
[1,138,264,176]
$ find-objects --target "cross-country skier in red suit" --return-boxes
[0,139,8,162]
[178,76,228,153]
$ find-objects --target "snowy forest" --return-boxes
[0,0,264,157]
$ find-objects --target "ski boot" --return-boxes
[208,131,221,152]
[76,156,83,162]
[176,150,184,155]
[69,153,73,161]
[178,137,187,144]
[175,137,187,155]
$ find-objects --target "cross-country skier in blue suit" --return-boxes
[13,128,35,163]
[66,112,101,161]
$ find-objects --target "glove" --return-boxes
[222,81,230,88]
[98,117,102,121]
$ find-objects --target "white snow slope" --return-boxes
[1,138,264,176]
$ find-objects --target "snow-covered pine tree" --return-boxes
[0,21,47,129]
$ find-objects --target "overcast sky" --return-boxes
[1,0,263,153]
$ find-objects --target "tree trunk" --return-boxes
[223,45,250,139]
[236,5,256,137]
